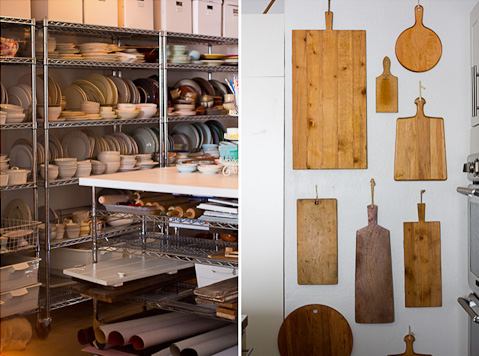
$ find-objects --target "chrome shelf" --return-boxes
[46,117,160,128]
[50,224,141,249]
[0,182,37,192]
[0,16,35,26]
[45,20,159,39]
[166,32,238,45]
[100,233,238,268]
[42,290,90,311]
[0,122,34,130]
[45,178,79,187]
[167,115,237,122]
[45,58,159,70]
[0,56,35,65]
[167,63,238,72]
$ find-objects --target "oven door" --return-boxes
[457,185,479,294]
[458,294,479,356]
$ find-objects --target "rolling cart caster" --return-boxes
[35,318,51,339]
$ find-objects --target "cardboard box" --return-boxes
[192,0,222,37]
[31,0,83,23]
[84,0,118,27]
[0,0,31,19]
[154,0,192,33]
[118,0,154,30]
[222,3,238,38]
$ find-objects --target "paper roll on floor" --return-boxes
[170,325,237,356]
[179,331,237,356]
[211,346,238,356]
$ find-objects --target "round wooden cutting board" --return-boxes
[278,304,353,356]
[395,5,442,72]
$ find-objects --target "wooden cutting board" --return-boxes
[394,98,447,181]
[376,56,398,112]
[388,335,432,356]
[297,198,337,285]
[278,305,353,356]
[395,5,442,72]
[404,202,442,307]
[355,205,394,323]
[292,11,367,170]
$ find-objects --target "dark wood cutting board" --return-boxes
[278,304,353,356]
[404,202,442,307]
[394,98,447,181]
[297,198,338,285]
[395,5,442,72]
[355,205,394,323]
[376,56,398,112]
[292,11,367,169]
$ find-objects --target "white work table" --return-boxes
[79,167,238,198]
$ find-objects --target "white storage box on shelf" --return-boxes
[222,0,238,38]
[194,263,237,288]
[31,0,83,23]
[0,0,31,18]
[0,255,40,293]
[153,0,192,33]
[0,283,41,318]
[118,0,154,30]
[192,0,222,37]
[83,0,118,27]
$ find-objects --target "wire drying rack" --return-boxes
[0,219,41,254]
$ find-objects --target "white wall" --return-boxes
[283,1,475,356]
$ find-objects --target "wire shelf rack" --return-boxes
[46,117,160,128]
[0,122,34,130]
[0,16,35,26]
[0,219,41,254]
[45,58,159,70]
[100,233,238,268]
[165,32,238,45]
[0,182,37,192]
[167,115,238,123]
[41,290,90,311]
[167,63,238,72]
[0,56,35,65]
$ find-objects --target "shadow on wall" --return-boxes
[241,0,285,14]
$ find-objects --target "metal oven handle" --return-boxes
[457,186,479,197]
[473,65,479,117]
[458,296,479,324]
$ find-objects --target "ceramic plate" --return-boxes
[9,144,33,171]
[72,80,105,105]
[87,73,113,105]
[193,77,215,96]
[5,199,32,221]
[64,85,87,110]
[170,123,199,153]
[62,130,91,160]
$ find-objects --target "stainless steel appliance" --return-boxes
[457,152,479,356]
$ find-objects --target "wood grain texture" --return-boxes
[278,304,353,356]
[404,203,442,307]
[394,98,447,181]
[376,56,398,112]
[395,5,442,72]
[388,335,432,356]
[292,12,367,170]
[355,205,394,323]
[297,199,338,285]
[194,277,238,301]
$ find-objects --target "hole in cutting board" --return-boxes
[313,309,318,314]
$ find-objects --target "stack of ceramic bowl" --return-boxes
[135,154,156,170]
[55,223,65,240]
[119,155,137,171]
[80,222,90,237]
[65,223,81,239]
[98,151,120,174]
[100,106,116,119]
[0,111,6,124]
[0,155,9,172]
[80,101,100,114]
[79,42,117,62]
[91,160,106,175]
[55,42,81,60]
[198,164,222,175]
[72,210,90,223]
[202,144,220,158]
[55,158,77,179]
[75,160,92,177]
[39,164,59,181]
[37,106,62,121]
[39,224,57,240]
[167,45,191,64]
[116,103,139,120]
[136,103,157,119]
[0,104,25,123]
[117,49,145,63]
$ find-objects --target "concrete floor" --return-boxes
[3,300,93,356]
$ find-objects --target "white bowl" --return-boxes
[98,151,120,162]
[104,161,120,174]
[197,164,222,175]
[106,215,134,227]
[39,164,59,181]
[176,164,197,173]
[66,228,81,239]
[0,104,23,112]
[136,154,152,162]
[55,158,77,166]
[91,160,106,175]
[58,165,77,179]
[6,112,26,123]
[77,160,92,168]
[38,106,62,120]
[116,103,137,111]
[136,104,157,119]
[120,155,137,161]
[75,166,92,177]
[116,110,140,120]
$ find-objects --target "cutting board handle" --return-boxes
[382,57,392,76]
[417,203,426,222]
[367,204,378,225]
[414,97,426,117]
[325,11,333,30]
[414,5,424,26]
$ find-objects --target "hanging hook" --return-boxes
[263,0,276,14]
[420,189,426,204]
[315,185,319,205]
[418,0,420,6]
[328,0,331,13]
[370,179,376,206]
[408,325,412,341]
[419,81,426,102]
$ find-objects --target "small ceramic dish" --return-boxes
[176,164,197,173]
[197,165,222,175]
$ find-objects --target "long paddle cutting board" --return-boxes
[297,198,338,285]
[394,98,447,181]
[376,56,398,112]
[292,12,367,169]
[355,205,394,323]
[404,202,442,307]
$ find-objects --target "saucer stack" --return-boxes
[60,111,88,121]
[100,106,116,119]
[119,155,137,172]
[56,43,82,60]
[167,45,191,64]
[79,43,117,62]
[117,49,145,63]
[136,154,156,170]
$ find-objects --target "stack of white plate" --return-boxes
[61,130,91,161]
[9,139,33,171]
[117,50,145,63]
[0,155,10,172]
[167,45,191,64]
[0,104,25,123]
[79,42,117,62]
[60,110,88,121]
[6,84,32,119]
[56,43,81,60]
[119,155,137,172]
